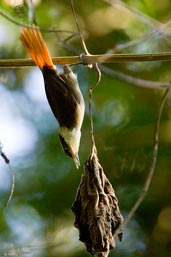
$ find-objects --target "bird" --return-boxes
[20,27,85,168]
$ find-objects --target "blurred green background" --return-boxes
[0,0,171,256]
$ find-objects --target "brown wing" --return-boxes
[42,66,78,129]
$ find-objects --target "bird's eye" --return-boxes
[64,147,72,157]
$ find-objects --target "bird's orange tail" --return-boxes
[20,27,55,70]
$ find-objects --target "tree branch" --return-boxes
[123,87,170,226]
[100,65,168,89]
[1,52,171,68]
[0,141,15,207]
[112,86,170,238]
[0,10,76,34]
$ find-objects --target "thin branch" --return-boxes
[0,10,76,34]
[123,87,170,226]
[103,0,162,28]
[0,56,80,68]
[28,0,37,25]
[112,87,170,238]
[4,164,15,207]
[80,52,171,64]
[102,0,171,54]
[111,0,171,39]
[70,0,102,152]
[107,19,171,54]
[100,65,168,89]
[89,63,102,152]
[1,56,169,89]
[70,0,90,56]
[0,56,169,89]
[0,142,15,207]
[2,52,171,68]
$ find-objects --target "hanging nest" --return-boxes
[72,149,123,257]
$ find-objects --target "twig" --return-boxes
[103,0,162,28]
[89,64,102,152]
[70,0,90,56]
[4,164,15,207]
[80,52,171,64]
[113,86,170,236]
[0,10,76,34]
[2,52,171,68]
[111,0,171,39]
[107,19,171,54]
[0,142,15,207]
[103,0,171,54]
[28,0,37,25]
[70,0,102,152]
[100,65,168,89]
[0,56,80,68]
[0,55,169,90]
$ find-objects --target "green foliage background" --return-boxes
[0,0,171,256]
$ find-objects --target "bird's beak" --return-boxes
[73,153,80,169]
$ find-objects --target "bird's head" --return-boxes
[59,127,81,169]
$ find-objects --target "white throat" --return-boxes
[59,127,81,154]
